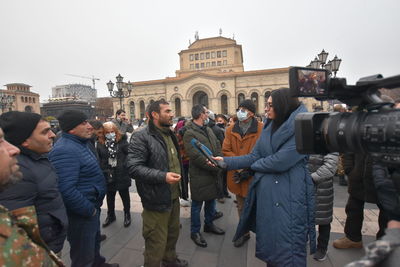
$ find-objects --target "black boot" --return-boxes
[102,213,116,227]
[124,211,131,227]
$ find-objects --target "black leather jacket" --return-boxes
[127,121,183,211]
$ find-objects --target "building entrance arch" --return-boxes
[193,91,208,107]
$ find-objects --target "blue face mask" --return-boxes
[237,110,248,122]
[105,132,116,140]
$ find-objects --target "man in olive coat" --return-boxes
[183,104,225,248]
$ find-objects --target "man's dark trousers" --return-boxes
[191,199,216,233]
[142,198,180,267]
[67,208,105,267]
[344,195,388,241]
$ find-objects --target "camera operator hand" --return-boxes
[165,172,181,184]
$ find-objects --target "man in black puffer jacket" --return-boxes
[127,100,188,267]
[0,111,68,254]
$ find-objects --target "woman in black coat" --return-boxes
[97,121,131,227]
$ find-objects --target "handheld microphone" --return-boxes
[190,138,227,170]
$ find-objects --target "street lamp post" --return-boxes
[107,74,133,110]
[0,92,15,114]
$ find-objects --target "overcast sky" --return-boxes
[1,0,399,100]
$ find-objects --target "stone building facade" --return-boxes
[117,36,315,119]
[40,99,95,119]
[52,84,97,103]
[0,83,40,114]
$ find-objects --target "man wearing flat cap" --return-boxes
[49,110,118,267]
[0,111,68,254]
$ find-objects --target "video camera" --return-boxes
[289,67,400,166]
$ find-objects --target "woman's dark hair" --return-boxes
[270,88,300,132]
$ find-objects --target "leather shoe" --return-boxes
[102,215,116,227]
[213,211,223,221]
[124,212,131,227]
[233,233,250,247]
[161,257,189,267]
[190,232,207,247]
[204,223,225,235]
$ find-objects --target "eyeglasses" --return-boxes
[266,102,273,109]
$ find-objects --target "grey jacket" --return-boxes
[308,153,339,225]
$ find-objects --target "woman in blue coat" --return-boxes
[214,88,316,266]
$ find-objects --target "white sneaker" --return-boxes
[180,199,191,207]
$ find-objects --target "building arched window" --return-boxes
[25,106,33,113]
[220,94,228,114]
[25,96,28,102]
[174,98,181,117]
[21,96,24,102]
[251,92,259,114]
[139,100,145,119]
[149,99,155,105]
[193,91,209,107]
[129,101,135,120]
[237,93,245,106]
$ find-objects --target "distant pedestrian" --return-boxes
[112,109,133,135]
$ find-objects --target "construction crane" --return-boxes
[65,74,100,89]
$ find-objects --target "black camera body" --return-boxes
[289,67,400,166]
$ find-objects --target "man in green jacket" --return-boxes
[183,104,225,248]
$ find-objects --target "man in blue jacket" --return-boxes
[0,111,68,254]
[49,110,118,267]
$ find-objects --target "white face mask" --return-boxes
[237,110,248,121]
[204,118,210,125]
[105,132,116,140]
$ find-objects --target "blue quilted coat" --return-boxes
[49,133,106,218]
[225,104,316,266]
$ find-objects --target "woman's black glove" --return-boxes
[233,168,254,184]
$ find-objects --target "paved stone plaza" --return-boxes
[61,177,378,267]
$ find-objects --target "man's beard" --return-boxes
[160,122,172,128]
[0,169,22,192]
[159,117,172,128]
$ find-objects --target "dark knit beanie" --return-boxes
[238,99,256,114]
[58,110,88,132]
[0,111,42,146]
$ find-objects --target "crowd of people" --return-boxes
[0,89,399,267]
